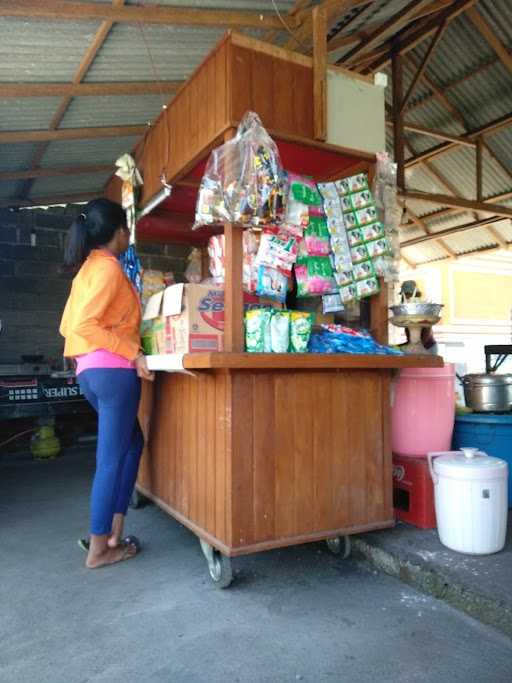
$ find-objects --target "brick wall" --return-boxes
[0,205,191,366]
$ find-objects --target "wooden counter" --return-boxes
[147,352,443,371]
[137,354,443,558]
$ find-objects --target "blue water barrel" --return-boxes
[453,413,512,507]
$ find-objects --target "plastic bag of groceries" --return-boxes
[193,111,286,229]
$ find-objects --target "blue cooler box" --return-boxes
[452,413,512,507]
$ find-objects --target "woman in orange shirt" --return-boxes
[60,198,154,569]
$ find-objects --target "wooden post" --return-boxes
[370,279,389,345]
[224,223,244,352]
[312,5,327,142]
[476,136,483,202]
[391,41,405,192]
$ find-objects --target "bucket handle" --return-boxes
[427,452,442,485]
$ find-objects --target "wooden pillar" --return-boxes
[221,127,244,353]
[370,280,389,346]
[312,5,327,142]
[224,223,244,352]
[476,136,483,202]
[391,41,405,192]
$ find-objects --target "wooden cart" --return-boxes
[107,33,442,587]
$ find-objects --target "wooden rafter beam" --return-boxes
[340,0,433,66]
[402,190,512,228]
[466,7,512,75]
[365,0,479,72]
[402,215,505,247]
[263,0,311,46]
[0,81,184,98]
[399,19,447,113]
[401,191,512,219]
[386,120,476,147]
[327,0,451,53]
[405,111,512,167]
[284,0,370,51]
[0,125,147,144]
[0,0,286,29]
[402,53,512,182]
[0,165,113,181]
[0,192,99,209]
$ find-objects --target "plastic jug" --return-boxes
[428,448,508,555]
[392,364,455,456]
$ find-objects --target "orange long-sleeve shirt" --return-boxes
[59,249,141,361]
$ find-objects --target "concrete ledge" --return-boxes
[353,519,512,639]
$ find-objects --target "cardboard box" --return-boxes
[142,284,258,355]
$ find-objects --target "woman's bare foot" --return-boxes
[86,543,137,569]
[108,513,125,548]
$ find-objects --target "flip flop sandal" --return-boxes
[78,535,141,553]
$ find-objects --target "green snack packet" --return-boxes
[245,309,272,353]
[290,311,314,353]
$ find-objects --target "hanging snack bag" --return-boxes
[255,229,297,276]
[350,244,370,264]
[245,309,272,353]
[295,256,337,297]
[347,228,364,247]
[349,189,373,210]
[256,265,288,303]
[322,293,344,314]
[288,173,322,206]
[194,111,285,229]
[356,277,380,299]
[303,215,331,256]
[270,310,291,353]
[366,237,390,259]
[290,311,315,353]
[362,221,385,241]
[284,197,309,233]
[355,206,378,226]
[352,259,375,281]
[340,283,358,304]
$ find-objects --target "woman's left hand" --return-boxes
[135,354,155,382]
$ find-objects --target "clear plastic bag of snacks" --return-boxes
[194,111,286,228]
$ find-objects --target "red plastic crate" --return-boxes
[392,453,436,529]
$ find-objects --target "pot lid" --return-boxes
[463,373,512,385]
[432,449,508,481]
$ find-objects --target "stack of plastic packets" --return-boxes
[317,181,353,306]
[372,152,401,283]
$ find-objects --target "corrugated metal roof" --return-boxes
[402,240,451,263]
[84,24,226,82]
[0,1,511,266]
[59,95,163,128]
[477,0,512,50]
[446,62,512,131]
[0,18,101,82]
[0,144,39,172]
[40,136,141,167]
[443,227,499,254]
[0,181,22,200]
[29,172,113,198]
[0,98,63,131]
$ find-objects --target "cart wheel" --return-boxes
[129,489,147,509]
[199,539,233,588]
[326,536,351,559]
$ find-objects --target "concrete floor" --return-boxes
[1,447,512,683]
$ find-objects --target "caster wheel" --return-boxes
[199,539,233,588]
[129,489,148,509]
[326,536,351,559]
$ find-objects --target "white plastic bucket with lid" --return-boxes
[428,448,508,555]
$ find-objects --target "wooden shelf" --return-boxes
[147,352,444,371]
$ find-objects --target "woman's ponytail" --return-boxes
[63,212,90,270]
[63,198,126,270]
